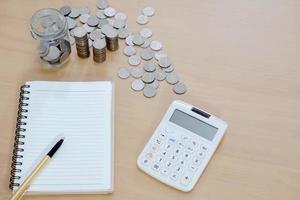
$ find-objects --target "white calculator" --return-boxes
[137,100,228,192]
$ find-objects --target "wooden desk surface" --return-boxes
[0,0,299,199]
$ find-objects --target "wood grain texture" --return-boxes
[0,0,299,199]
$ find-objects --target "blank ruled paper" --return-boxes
[17,81,113,194]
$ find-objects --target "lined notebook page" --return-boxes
[17,81,113,194]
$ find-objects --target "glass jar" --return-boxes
[30,8,71,68]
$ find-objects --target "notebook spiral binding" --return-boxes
[9,84,31,190]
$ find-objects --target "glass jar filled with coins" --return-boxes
[30,8,71,68]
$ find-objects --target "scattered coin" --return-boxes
[158,57,172,68]
[143,6,155,17]
[115,12,127,21]
[154,69,166,81]
[96,10,106,19]
[98,19,109,28]
[142,72,155,83]
[117,67,130,79]
[147,79,159,89]
[123,46,136,56]
[140,49,154,60]
[104,7,116,17]
[130,67,144,78]
[68,7,80,18]
[97,0,109,9]
[136,15,149,25]
[113,19,125,29]
[78,6,90,15]
[141,39,151,48]
[89,29,104,41]
[154,50,167,60]
[87,16,99,27]
[79,14,90,24]
[140,28,152,38]
[131,79,145,91]
[128,55,141,66]
[118,28,130,39]
[143,61,156,72]
[150,40,162,51]
[66,17,77,30]
[163,64,174,73]
[173,82,187,94]
[132,34,146,46]
[166,73,179,85]
[143,85,156,98]
[125,35,134,46]
[59,5,71,16]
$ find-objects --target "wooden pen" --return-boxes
[10,138,64,200]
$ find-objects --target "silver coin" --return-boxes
[166,73,179,85]
[79,14,90,24]
[82,23,95,33]
[147,79,159,89]
[93,38,106,49]
[89,29,104,41]
[131,79,145,91]
[163,64,174,73]
[78,6,90,15]
[143,61,156,72]
[142,72,155,83]
[97,0,109,9]
[140,49,154,60]
[140,28,152,38]
[136,15,149,25]
[115,12,127,21]
[105,28,118,38]
[143,85,156,98]
[150,40,162,51]
[143,6,155,17]
[125,35,134,46]
[43,46,61,61]
[154,50,167,60]
[98,19,109,28]
[130,67,144,78]
[113,19,125,29]
[100,23,114,35]
[87,16,99,27]
[154,69,166,81]
[59,5,71,16]
[117,67,130,79]
[69,36,75,45]
[38,42,49,57]
[128,55,141,66]
[173,82,187,94]
[73,26,87,38]
[66,17,77,30]
[68,7,80,18]
[158,57,172,68]
[132,34,145,46]
[141,39,151,48]
[118,28,130,39]
[104,7,116,17]
[96,10,106,19]
[123,46,136,56]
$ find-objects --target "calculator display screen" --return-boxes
[169,109,218,141]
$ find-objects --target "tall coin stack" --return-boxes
[93,39,107,63]
[73,27,90,58]
[105,29,119,51]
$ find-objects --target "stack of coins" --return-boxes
[73,27,90,58]
[105,28,119,51]
[93,39,107,63]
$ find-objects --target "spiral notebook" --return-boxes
[9,81,114,194]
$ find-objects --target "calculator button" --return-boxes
[196,151,205,159]
[181,136,190,144]
[150,143,159,153]
[145,152,153,160]
[192,156,202,166]
[158,132,167,140]
[178,141,185,148]
[186,146,195,153]
[160,150,168,157]
[174,165,184,174]
[165,161,174,169]
[182,152,191,160]
[164,143,174,151]
[160,168,170,176]
[142,158,150,166]
[151,163,161,172]
[154,138,164,146]
[189,164,197,172]
[190,139,199,148]
[170,172,179,181]
[200,144,209,152]
[178,159,186,166]
[155,156,165,164]
[169,154,178,162]
[173,148,182,156]
[181,171,194,186]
